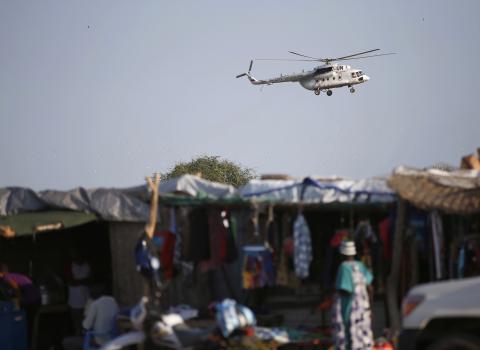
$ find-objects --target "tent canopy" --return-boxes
[240,177,395,204]
[0,210,97,237]
[0,174,396,230]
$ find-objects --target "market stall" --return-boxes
[386,166,480,334]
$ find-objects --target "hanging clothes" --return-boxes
[199,209,238,271]
[331,229,350,247]
[265,204,277,252]
[322,229,350,291]
[430,210,445,280]
[242,245,275,289]
[354,221,376,270]
[293,213,313,279]
[153,230,176,279]
[458,244,465,278]
[378,218,392,263]
[463,239,480,277]
[275,249,289,286]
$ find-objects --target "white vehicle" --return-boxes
[236,49,395,96]
[399,276,480,350]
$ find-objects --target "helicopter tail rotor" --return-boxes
[236,60,253,78]
[236,60,263,84]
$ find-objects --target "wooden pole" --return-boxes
[386,198,407,336]
[143,173,161,304]
[145,173,161,239]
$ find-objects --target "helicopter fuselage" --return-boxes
[299,64,369,91]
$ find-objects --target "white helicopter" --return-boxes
[236,49,394,96]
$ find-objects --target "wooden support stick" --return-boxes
[386,198,407,337]
[145,173,161,239]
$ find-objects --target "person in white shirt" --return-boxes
[82,285,119,346]
[62,284,119,350]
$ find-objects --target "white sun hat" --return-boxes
[339,240,357,256]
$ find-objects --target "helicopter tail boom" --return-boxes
[236,72,262,85]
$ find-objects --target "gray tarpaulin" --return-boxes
[0,187,47,215]
[239,177,395,204]
[160,175,236,198]
[39,188,151,222]
[0,174,395,222]
[0,175,236,222]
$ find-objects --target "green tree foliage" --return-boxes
[164,156,256,187]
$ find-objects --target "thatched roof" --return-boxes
[388,166,480,214]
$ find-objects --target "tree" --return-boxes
[163,156,256,187]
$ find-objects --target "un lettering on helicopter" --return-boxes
[236,49,395,96]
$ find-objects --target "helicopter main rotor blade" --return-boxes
[255,58,318,61]
[335,52,396,62]
[248,60,253,72]
[334,49,380,61]
[288,51,321,60]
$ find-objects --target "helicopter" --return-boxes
[236,49,394,96]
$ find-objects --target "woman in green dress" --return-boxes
[332,240,374,350]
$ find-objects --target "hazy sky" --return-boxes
[1,1,478,190]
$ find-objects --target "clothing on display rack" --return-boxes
[378,218,392,263]
[293,213,313,279]
[430,210,445,280]
[321,229,350,291]
[199,210,239,271]
[242,245,276,289]
[354,220,384,293]
[153,230,176,279]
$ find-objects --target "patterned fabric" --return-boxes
[332,261,373,350]
[254,327,290,343]
[293,214,312,278]
[242,246,275,289]
[215,299,256,337]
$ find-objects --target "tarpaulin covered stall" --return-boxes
[0,175,397,312]
[385,166,480,334]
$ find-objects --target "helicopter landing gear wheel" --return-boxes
[350,87,355,93]
[314,89,321,95]
[326,90,333,96]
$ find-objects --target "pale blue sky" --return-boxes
[0,1,478,190]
